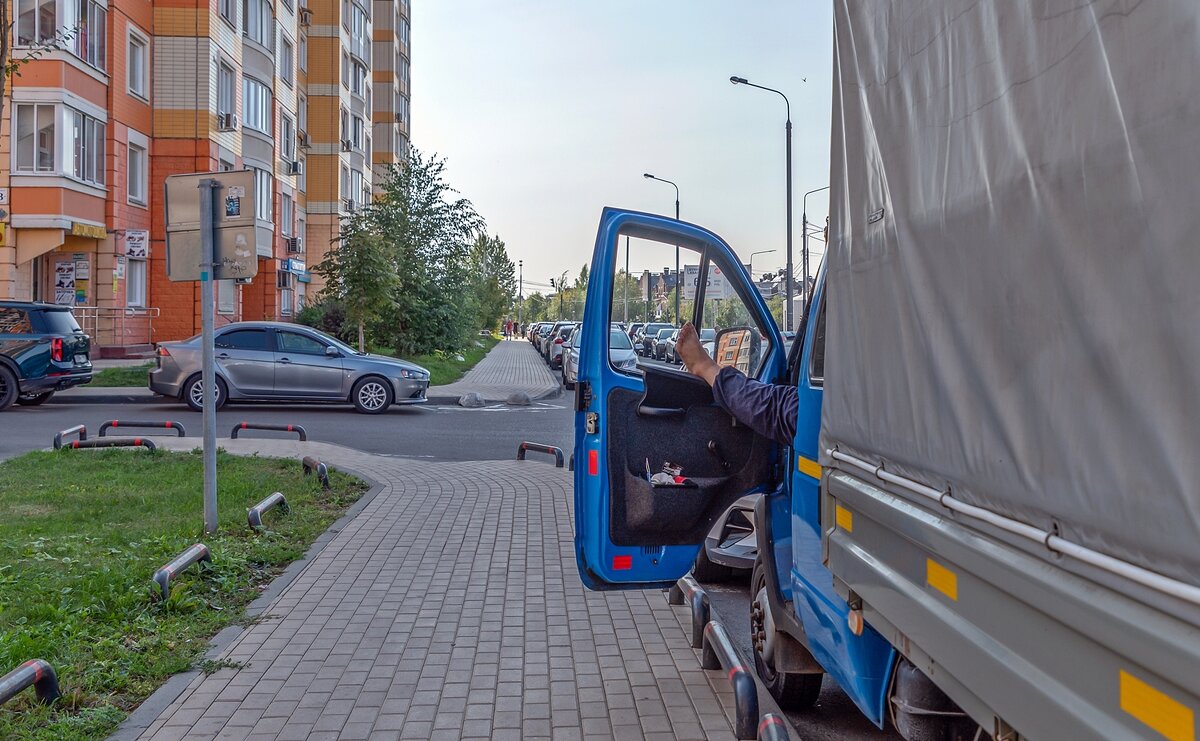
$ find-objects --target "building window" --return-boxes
[281,192,293,235]
[13,103,56,173]
[400,57,409,88]
[71,110,105,186]
[341,52,350,88]
[340,107,349,142]
[397,95,408,126]
[220,158,235,171]
[128,30,148,99]
[351,115,364,149]
[299,35,307,72]
[15,0,57,45]
[128,142,147,204]
[280,35,294,87]
[243,78,271,134]
[350,61,367,96]
[75,0,107,70]
[220,0,236,27]
[254,167,273,222]
[297,94,307,133]
[349,169,364,209]
[126,256,147,307]
[350,4,368,60]
[218,62,236,119]
[340,165,349,206]
[244,0,273,47]
[281,114,295,162]
[400,16,409,46]
[217,280,236,314]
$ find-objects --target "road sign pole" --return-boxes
[198,179,219,533]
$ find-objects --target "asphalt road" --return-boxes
[3,387,896,738]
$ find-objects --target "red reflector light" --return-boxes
[613,555,632,570]
[50,337,63,362]
[156,346,171,357]
[588,449,599,476]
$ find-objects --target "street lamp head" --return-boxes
[730,76,748,85]
[643,173,654,179]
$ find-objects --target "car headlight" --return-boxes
[399,369,428,379]
[616,358,638,371]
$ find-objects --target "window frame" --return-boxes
[125,253,147,308]
[127,139,148,206]
[127,27,149,100]
[13,102,57,174]
[217,62,236,119]
[279,34,294,87]
[75,0,107,70]
[253,167,273,222]
[71,108,105,186]
[242,77,272,134]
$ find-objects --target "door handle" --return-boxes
[637,405,685,418]
[217,352,230,359]
[277,358,291,364]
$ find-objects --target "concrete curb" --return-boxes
[424,385,562,406]
[108,460,385,741]
[48,388,163,405]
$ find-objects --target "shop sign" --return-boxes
[126,230,149,258]
[71,222,107,239]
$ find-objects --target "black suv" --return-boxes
[0,302,93,411]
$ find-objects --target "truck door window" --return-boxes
[609,236,703,376]
[808,296,826,386]
[693,257,774,379]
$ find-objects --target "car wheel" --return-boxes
[16,390,55,406]
[352,376,392,414]
[0,366,19,412]
[750,557,823,711]
[184,373,227,412]
[691,546,737,583]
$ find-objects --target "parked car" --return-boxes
[693,494,759,582]
[627,322,645,345]
[637,322,674,356]
[564,327,637,389]
[542,322,572,363]
[548,323,578,369]
[653,328,677,360]
[664,327,715,364]
[0,301,93,411]
[149,321,430,414]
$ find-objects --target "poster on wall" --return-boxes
[125,230,149,258]
[115,255,126,279]
[54,262,76,306]
[74,258,91,281]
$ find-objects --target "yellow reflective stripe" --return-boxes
[797,456,822,480]
[1120,670,1195,741]
[925,559,958,601]
[835,504,853,532]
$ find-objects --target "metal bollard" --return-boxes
[672,574,710,649]
[757,713,792,741]
[0,660,60,707]
[301,456,330,490]
[230,422,307,441]
[53,424,87,449]
[702,621,759,740]
[152,544,212,600]
[568,452,575,472]
[65,437,157,451]
[247,492,289,530]
[516,441,564,467]
[99,420,187,437]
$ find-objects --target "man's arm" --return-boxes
[675,323,798,446]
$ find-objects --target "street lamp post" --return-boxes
[730,75,793,329]
[801,186,829,307]
[643,173,681,323]
[518,260,523,330]
[748,249,777,280]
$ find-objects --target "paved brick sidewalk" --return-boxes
[117,439,741,740]
[429,340,561,403]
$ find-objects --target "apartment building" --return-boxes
[0,0,408,353]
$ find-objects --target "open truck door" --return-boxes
[574,208,786,589]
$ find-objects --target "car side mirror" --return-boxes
[713,327,756,372]
[325,346,340,357]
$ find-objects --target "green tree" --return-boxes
[467,234,516,331]
[312,214,395,352]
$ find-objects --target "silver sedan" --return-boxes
[563,328,637,389]
[149,322,430,414]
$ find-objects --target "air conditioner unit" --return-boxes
[218,112,239,131]
[341,139,353,152]
[286,236,304,254]
[287,160,303,175]
[297,131,311,148]
[299,7,312,25]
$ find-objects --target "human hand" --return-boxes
[677,323,719,386]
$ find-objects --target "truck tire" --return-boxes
[0,366,18,411]
[751,556,822,711]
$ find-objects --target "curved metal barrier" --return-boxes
[302,456,330,490]
[99,420,187,437]
[153,544,212,600]
[568,452,575,472]
[247,492,289,530]
[231,422,307,441]
[0,660,60,707]
[53,424,87,450]
[702,621,759,740]
[516,441,564,467]
[667,574,710,649]
[64,437,157,451]
[757,713,791,741]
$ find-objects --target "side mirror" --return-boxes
[325,346,340,357]
[713,327,756,372]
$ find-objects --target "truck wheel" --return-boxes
[17,391,55,406]
[751,557,822,710]
[0,366,18,411]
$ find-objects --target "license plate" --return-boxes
[74,354,88,365]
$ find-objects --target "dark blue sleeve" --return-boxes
[711,367,799,446]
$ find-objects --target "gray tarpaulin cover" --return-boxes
[821,1,1200,588]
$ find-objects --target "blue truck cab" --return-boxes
[572,208,909,732]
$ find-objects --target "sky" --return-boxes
[412,1,834,296]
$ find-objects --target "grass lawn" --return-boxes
[0,449,367,739]
[374,334,500,386]
[87,362,155,387]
